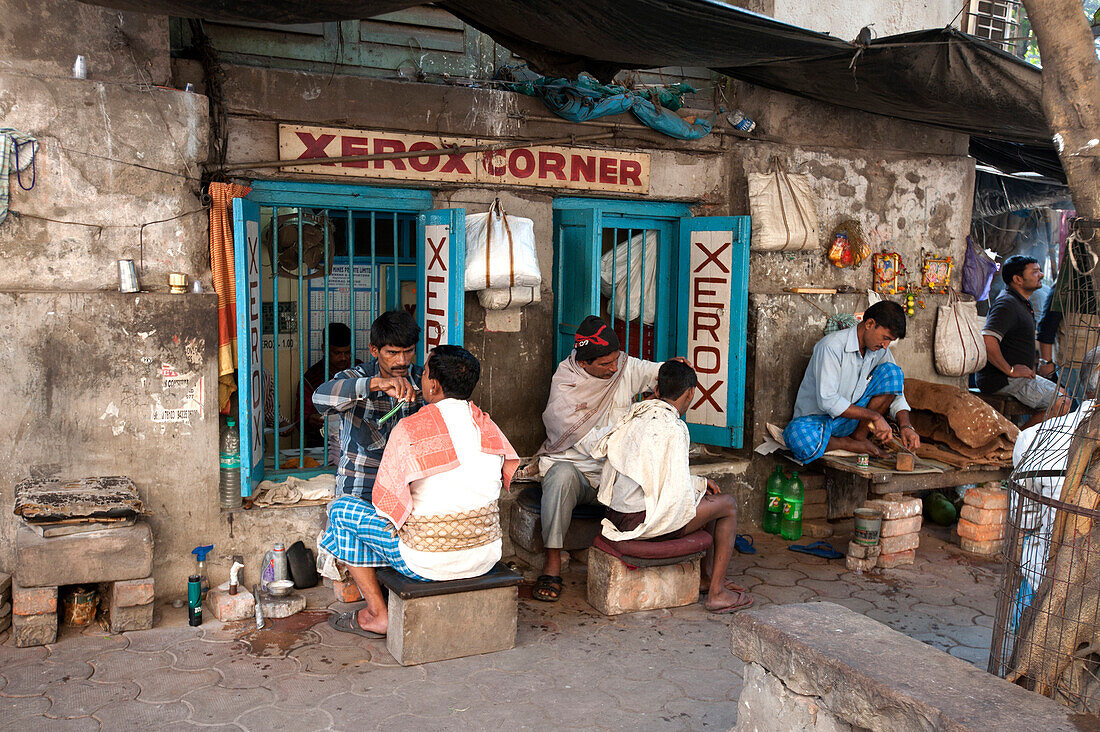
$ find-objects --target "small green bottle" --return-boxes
[763,466,785,535]
[780,471,805,541]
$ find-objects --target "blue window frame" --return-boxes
[552,198,749,447]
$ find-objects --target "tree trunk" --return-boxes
[1021,0,1100,293]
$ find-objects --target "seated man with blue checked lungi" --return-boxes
[320,345,519,638]
[783,300,920,464]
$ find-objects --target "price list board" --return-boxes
[307,258,376,365]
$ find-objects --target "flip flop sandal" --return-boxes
[788,541,844,560]
[329,610,385,639]
[700,580,749,595]
[707,590,754,614]
[735,534,756,554]
[532,575,563,602]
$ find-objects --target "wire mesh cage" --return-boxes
[989,220,1100,711]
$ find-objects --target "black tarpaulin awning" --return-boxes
[79,0,1057,175]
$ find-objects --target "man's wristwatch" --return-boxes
[901,425,917,433]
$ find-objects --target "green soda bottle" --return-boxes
[780,471,805,541]
[763,466,785,534]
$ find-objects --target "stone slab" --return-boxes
[110,601,154,633]
[15,521,153,587]
[586,547,699,615]
[259,592,306,619]
[803,521,834,538]
[509,499,602,553]
[206,587,256,622]
[803,503,827,521]
[878,532,919,555]
[13,611,57,647]
[957,519,1005,543]
[877,550,916,568]
[959,505,1007,526]
[960,538,1004,556]
[13,583,57,616]
[730,602,1085,732]
[0,572,10,603]
[847,542,881,560]
[845,556,877,573]
[112,577,155,608]
[387,585,517,666]
[880,516,922,538]
[510,542,569,573]
[862,495,922,520]
[963,486,1008,510]
[736,662,854,732]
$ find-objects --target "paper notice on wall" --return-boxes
[151,364,204,423]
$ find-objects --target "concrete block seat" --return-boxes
[509,484,606,565]
[587,531,712,615]
[376,562,522,666]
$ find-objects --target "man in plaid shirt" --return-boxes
[313,311,424,500]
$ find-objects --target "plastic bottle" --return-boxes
[219,419,241,509]
[260,542,288,591]
[763,466,785,535]
[188,574,202,626]
[781,471,805,541]
[192,545,213,601]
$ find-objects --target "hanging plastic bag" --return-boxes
[748,158,819,251]
[599,230,658,325]
[477,285,542,310]
[961,236,998,301]
[463,199,541,291]
[934,289,987,377]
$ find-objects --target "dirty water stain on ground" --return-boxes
[238,610,331,657]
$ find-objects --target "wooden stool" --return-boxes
[586,531,712,615]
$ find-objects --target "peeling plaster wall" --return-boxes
[772,0,960,40]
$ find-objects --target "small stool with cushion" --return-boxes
[587,530,712,615]
[375,562,522,665]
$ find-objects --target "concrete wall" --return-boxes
[739,0,961,40]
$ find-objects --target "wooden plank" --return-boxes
[868,467,1011,495]
[825,471,868,520]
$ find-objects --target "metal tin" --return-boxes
[168,272,188,294]
[117,259,139,293]
[188,574,202,627]
[856,453,870,468]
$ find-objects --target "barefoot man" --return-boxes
[783,300,919,463]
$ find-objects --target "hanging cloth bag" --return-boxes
[464,198,541,291]
[934,289,987,377]
[748,158,819,251]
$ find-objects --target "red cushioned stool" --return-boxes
[587,530,711,615]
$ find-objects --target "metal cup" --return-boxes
[117,259,139,293]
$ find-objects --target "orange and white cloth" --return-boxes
[208,181,252,413]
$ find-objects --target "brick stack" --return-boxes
[0,573,10,634]
[863,494,923,569]
[957,484,1008,556]
[108,577,155,633]
[12,583,58,647]
[802,479,831,538]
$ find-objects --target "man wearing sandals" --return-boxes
[320,346,519,637]
[533,315,668,602]
[593,360,752,613]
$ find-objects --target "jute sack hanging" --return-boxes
[463,198,540,291]
[934,289,987,377]
[748,158,819,251]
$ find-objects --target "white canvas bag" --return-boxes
[464,198,540,291]
[748,159,819,251]
[934,290,987,376]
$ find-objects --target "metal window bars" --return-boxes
[601,226,660,363]
[989,222,1100,711]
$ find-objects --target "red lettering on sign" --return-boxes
[425,320,444,349]
[694,345,721,374]
[509,148,535,178]
[482,150,507,176]
[693,240,731,274]
[407,141,439,172]
[373,138,407,170]
[427,237,447,271]
[426,275,446,317]
[693,378,725,411]
[440,151,472,174]
[341,136,370,168]
[619,159,642,186]
[570,155,595,182]
[538,151,566,180]
[599,157,617,184]
[693,277,725,309]
[295,132,337,165]
[693,311,722,342]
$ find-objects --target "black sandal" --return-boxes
[532,574,563,602]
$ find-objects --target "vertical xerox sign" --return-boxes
[687,229,733,428]
[423,223,450,351]
[245,218,263,476]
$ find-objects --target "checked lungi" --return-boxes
[783,363,905,464]
[319,495,427,580]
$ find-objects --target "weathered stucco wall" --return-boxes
[772,0,960,40]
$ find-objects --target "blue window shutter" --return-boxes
[552,207,601,364]
[232,197,265,496]
[416,208,466,364]
[677,216,751,447]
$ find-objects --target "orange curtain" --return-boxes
[209,181,253,414]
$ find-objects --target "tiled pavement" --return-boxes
[0,526,1001,730]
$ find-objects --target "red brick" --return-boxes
[957,519,1005,542]
[848,541,881,560]
[881,516,922,538]
[877,549,916,568]
[964,487,1008,510]
[111,577,155,608]
[846,555,877,572]
[333,579,362,603]
[13,584,56,616]
[863,496,921,520]
[959,505,1007,526]
[879,532,920,555]
[960,537,1004,556]
[205,587,255,622]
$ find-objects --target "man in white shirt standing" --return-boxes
[533,315,664,602]
[783,301,920,464]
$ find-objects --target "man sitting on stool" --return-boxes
[593,360,752,613]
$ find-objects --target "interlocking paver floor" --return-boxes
[0,526,1002,730]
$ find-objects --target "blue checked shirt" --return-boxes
[312,360,424,501]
